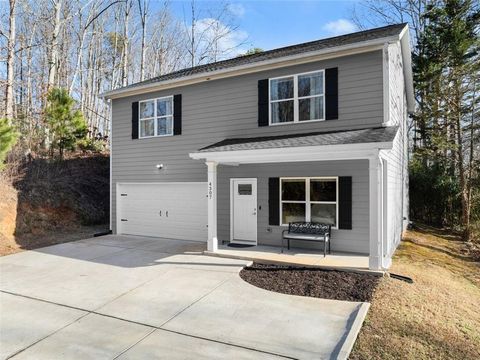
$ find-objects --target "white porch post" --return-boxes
[206,161,218,252]
[369,154,384,270]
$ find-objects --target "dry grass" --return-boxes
[350,226,480,359]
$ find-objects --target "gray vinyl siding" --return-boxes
[382,42,409,258]
[217,160,369,254]
[111,50,383,238]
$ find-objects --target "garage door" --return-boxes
[117,183,207,242]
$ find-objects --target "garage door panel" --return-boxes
[118,183,207,242]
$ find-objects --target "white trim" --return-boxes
[190,141,394,165]
[268,69,326,125]
[368,154,384,270]
[279,177,338,229]
[206,161,218,252]
[230,178,258,245]
[138,95,174,138]
[382,43,391,126]
[101,39,395,99]
[116,183,121,235]
[399,29,415,113]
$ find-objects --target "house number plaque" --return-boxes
[208,182,213,200]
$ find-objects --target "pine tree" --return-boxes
[45,87,88,160]
[0,118,18,169]
[413,0,480,238]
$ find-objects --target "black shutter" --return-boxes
[132,101,139,139]
[338,176,352,229]
[268,177,280,226]
[258,79,269,127]
[173,94,182,135]
[325,68,338,120]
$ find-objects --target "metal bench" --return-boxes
[281,222,331,256]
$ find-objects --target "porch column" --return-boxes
[369,154,383,270]
[206,161,218,252]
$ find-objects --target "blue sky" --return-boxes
[168,0,360,51]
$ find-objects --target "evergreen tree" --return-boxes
[0,118,18,169]
[412,0,480,238]
[45,88,88,160]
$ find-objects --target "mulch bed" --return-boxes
[239,263,381,302]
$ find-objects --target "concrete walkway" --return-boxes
[0,235,369,360]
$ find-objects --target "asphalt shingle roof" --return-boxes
[119,23,407,92]
[197,127,399,153]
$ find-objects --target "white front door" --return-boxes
[231,179,257,244]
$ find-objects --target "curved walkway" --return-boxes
[0,235,369,359]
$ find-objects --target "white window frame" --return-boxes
[280,176,338,229]
[138,95,174,139]
[269,69,326,126]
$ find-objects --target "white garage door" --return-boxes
[117,183,207,242]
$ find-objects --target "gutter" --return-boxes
[100,33,404,100]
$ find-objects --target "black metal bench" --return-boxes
[281,222,331,256]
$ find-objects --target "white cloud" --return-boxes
[227,3,246,18]
[323,19,358,36]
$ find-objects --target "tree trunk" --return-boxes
[5,0,17,122]
[48,0,63,89]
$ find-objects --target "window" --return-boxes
[238,184,252,195]
[139,96,173,138]
[270,70,325,125]
[280,177,337,227]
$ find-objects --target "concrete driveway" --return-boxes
[0,235,369,360]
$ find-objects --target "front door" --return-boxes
[231,179,257,244]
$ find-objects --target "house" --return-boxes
[101,23,414,270]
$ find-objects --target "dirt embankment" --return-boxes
[0,155,109,255]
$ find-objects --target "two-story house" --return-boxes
[101,23,414,270]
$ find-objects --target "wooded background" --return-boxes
[1,0,479,240]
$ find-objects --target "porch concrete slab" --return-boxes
[117,329,284,360]
[12,313,153,360]
[97,268,234,327]
[0,292,86,359]
[210,244,372,272]
[163,276,367,360]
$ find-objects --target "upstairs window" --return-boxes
[139,96,173,138]
[269,70,325,125]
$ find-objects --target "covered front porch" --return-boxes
[190,128,398,271]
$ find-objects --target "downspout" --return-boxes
[108,98,113,232]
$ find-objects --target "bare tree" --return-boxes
[4,0,17,122]
[137,0,148,81]
[48,0,63,88]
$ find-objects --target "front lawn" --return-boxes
[351,226,480,359]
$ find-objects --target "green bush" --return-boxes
[77,137,105,153]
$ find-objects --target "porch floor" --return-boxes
[205,244,381,275]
